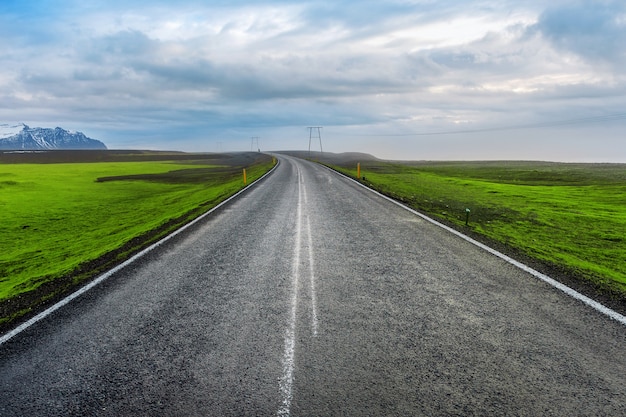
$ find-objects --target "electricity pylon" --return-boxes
[251,136,260,152]
[307,127,323,158]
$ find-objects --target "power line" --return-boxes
[341,112,626,137]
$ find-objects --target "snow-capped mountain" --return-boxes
[0,123,107,150]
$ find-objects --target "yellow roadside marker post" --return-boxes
[357,162,361,179]
[243,168,247,185]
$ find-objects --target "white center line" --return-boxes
[278,167,303,417]
[306,216,319,337]
[278,165,320,416]
[300,173,319,336]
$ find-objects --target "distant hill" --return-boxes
[0,123,107,150]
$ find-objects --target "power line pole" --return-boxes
[307,127,323,158]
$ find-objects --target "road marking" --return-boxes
[0,161,280,347]
[306,216,319,337]
[278,164,320,416]
[329,166,626,327]
[301,173,319,336]
[278,166,303,417]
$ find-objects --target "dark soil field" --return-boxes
[0,149,264,165]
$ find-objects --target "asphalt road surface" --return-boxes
[1,155,624,416]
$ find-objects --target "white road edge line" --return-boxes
[326,165,626,327]
[0,159,281,347]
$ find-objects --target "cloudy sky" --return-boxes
[1,0,625,161]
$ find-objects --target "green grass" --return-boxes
[0,152,274,324]
[332,161,626,296]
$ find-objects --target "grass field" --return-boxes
[0,150,275,326]
[331,160,626,298]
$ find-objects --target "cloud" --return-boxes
[0,1,625,160]
[534,1,626,64]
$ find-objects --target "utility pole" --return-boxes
[307,127,323,159]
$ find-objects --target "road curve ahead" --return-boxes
[1,155,624,416]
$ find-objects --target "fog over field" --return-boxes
[1,0,625,161]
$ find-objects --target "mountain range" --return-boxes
[0,123,107,150]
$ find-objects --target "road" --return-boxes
[1,155,624,416]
